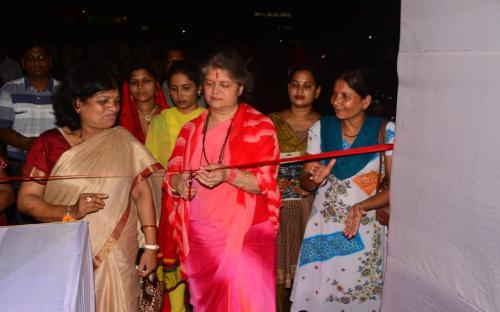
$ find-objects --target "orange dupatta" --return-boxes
[120,81,169,143]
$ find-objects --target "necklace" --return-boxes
[138,105,158,123]
[341,116,367,138]
[201,112,234,165]
[341,121,362,138]
[341,130,359,138]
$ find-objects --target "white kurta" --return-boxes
[291,120,395,312]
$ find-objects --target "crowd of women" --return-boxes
[0,45,394,311]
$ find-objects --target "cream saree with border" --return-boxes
[43,127,162,311]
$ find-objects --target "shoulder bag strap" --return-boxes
[377,119,388,192]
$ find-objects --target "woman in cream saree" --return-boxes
[18,62,161,311]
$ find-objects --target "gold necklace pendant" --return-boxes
[139,105,158,123]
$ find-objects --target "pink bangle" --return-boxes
[226,168,238,183]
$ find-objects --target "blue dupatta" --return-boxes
[320,115,381,180]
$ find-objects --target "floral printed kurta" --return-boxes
[291,120,395,312]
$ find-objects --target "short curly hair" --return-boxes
[53,62,118,131]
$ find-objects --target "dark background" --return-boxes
[1,0,400,117]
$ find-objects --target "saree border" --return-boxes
[92,203,131,270]
[92,162,163,271]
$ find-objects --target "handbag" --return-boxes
[138,273,164,312]
[137,248,164,312]
[376,119,390,226]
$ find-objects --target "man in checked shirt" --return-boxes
[0,38,59,223]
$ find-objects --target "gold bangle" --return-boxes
[169,175,179,195]
[242,171,250,190]
[169,185,179,195]
[141,225,157,231]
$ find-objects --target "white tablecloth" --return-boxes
[0,221,94,312]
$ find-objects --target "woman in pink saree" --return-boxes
[17,62,161,311]
[158,50,281,311]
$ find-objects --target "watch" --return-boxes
[143,244,160,251]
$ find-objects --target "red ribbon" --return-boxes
[224,143,393,170]
[0,144,393,182]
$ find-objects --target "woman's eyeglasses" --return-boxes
[24,55,49,63]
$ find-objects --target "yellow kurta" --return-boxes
[145,107,205,167]
[145,107,204,312]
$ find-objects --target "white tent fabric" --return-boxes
[0,221,95,312]
[382,1,500,311]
